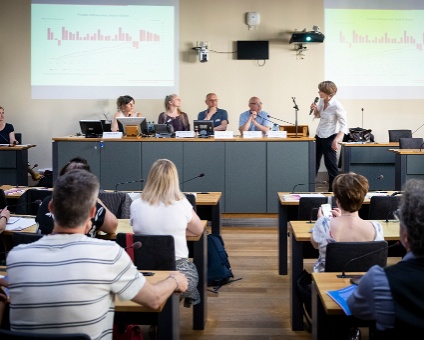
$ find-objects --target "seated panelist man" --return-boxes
[239,96,271,135]
[5,169,187,339]
[197,93,229,131]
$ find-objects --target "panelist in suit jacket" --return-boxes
[197,93,229,131]
[239,96,272,135]
[158,94,190,131]
[348,179,424,336]
[111,95,142,132]
[131,159,204,307]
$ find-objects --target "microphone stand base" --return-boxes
[337,274,363,279]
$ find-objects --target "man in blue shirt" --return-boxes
[197,93,228,131]
[239,96,271,135]
[347,178,424,337]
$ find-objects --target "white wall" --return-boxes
[0,0,422,170]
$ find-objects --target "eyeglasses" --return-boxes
[249,102,262,105]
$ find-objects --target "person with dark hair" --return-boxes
[131,159,203,307]
[197,93,229,131]
[310,81,348,191]
[111,95,142,132]
[36,157,118,236]
[5,169,188,338]
[347,178,424,337]
[311,172,384,272]
[158,94,190,131]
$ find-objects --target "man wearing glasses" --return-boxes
[239,96,272,135]
[197,93,229,131]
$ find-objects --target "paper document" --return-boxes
[282,193,325,201]
[5,217,36,231]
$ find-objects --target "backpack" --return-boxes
[207,234,236,288]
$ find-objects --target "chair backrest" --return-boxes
[0,189,7,209]
[184,193,197,212]
[388,129,412,142]
[14,189,52,215]
[324,240,388,272]
[368,196,401,220]
[297,197,329,221]
[12,232,44,247]
[98,191,132,218]
[399,137,424,149]
[0,329,90,340]
[116,233,176,270]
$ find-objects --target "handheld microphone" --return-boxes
[115,179,144,192]
[180,173,205,185]
[338,241,400,279]
[309,97,319,115]
[125,241,142,250]
[266,115,295,126]
[291,181,328,193]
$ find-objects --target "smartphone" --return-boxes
[141,272,155,276]
[321,203,332,218]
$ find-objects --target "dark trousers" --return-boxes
[315,134,338,191]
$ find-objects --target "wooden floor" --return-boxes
[178,224,311,340]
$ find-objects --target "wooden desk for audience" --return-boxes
[311,272,371,340]
[277,191,398,275]
[0,186,221,235]
[389,149,424,190]
[99,219,208,331]
[0,268,179,340]
[0,145,36,186]
[290,220,400,331]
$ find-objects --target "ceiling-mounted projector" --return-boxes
[289,27,325,44]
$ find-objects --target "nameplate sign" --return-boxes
[103,132,123,139]
[243,131,262,138]
[214,131,234,139]
[176,131,195,138]
[267,131,287,138]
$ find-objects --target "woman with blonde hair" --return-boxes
[130,159,203,306]
[157,94,190,131]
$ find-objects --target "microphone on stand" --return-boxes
[309,97,319,115]
[337,241,400,280]
[266,115,295,126]
[115,179,144,192]
[291,181,328,194]
[125,241,142,250]
[180,173,205,185]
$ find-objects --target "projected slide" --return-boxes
[325,1,424,99]
[31,1,178,99]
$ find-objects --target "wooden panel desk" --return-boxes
[277,192,398,275]
[311,272,372,340]
[0,268,179,340]
[290,220,400,331]
[98,219,208,331]
[340,142,398,190]
[389,149,424,190]
[0,145,36,186]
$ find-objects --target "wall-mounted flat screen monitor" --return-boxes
[236,40,269,60]
[193,120,214,137]
[79,120,104,138]
[117,117,147,136]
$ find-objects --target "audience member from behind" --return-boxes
[239,96,271,135]
[36,157,118,236]
[310,81,348,191]
[111,95,142,132]
[348,179,424,337]
[197,93,228,131]
[311,172,384,272]
[131,159,204,307]
[6,169,187,338]
[158,94,190,131]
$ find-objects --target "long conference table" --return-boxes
[290,220,400,331]
[0,268,180,340]
[3,218,209,331]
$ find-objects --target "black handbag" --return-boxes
[348,128,373,142]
